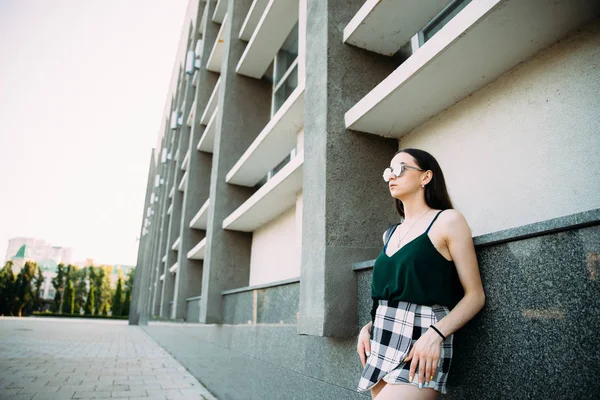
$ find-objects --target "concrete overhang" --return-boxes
[178,171,188,192]
[226,86,303,187]
[197,108,218,153]
[223,153,303,232]
[236,0,298,78]
[343,0,454,56]
[239,0,270,41]
[169,262,179,274]
[206,15,227,73]
[200,77,221,125]
[345,0,600,138]
[187,238,207,260]
[212,0,227,23]
[171,237,181,251]
[190,199,210,230]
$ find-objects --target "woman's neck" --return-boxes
[401,194,430,221]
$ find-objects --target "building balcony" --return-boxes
[162,255,166,263]
[171,237,181,251]
[239,0,269,41]
[192,70,199,87]
[169,262,179,274]
[343,0,454,56]
[178,171,188,192]
[223,152,303,232]
[236,0,299,78]
[226,85,303,187]
[200,77,221,125]
[206,15,228,73]
[344,0,600,138]
[197,108,218,153]
[190,198,210,230]
[199,4,208,34]
[159,273,165,281]
[212,0,227,24]
[167,203,173,216]
[186,100,196,127]
[169,186,174,199]
[181,150,190,171]
[187,238,207,260]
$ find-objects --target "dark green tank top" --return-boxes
[371,210,464,309]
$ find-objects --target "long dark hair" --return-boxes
[393,148,454,219]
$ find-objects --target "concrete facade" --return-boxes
[130,0,600,398]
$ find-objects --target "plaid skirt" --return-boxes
[357,300,453,394]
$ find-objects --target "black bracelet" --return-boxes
[429,325,446,341]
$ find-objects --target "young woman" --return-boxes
[356,148,485,399]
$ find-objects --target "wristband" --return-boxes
[429,325,446,341]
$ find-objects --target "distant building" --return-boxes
[7,243,61,300]
[4,238,72,266]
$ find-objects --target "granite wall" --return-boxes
[144,209,600,399]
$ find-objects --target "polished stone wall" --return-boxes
[144,210,600,399]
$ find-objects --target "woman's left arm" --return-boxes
[406,210,485,387]
[432,209,486,336]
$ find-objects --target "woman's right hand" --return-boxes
[357,323,372,367]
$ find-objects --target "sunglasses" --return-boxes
[383,162,425,182]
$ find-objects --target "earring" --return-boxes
[421,184,425,188]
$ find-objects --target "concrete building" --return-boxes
[130,0,600,398]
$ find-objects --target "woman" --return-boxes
[356,148,485,399]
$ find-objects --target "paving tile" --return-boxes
[73,391,113,399]
[0,318,215,400]
[111,390,148,398]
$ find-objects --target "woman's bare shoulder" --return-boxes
[438,209,471,232]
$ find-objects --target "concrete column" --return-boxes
[171,15,204,320]
[151,111,178,317]
[159,91,186,318]
[129,150,157,325]
[172,0,217,321]
[298,0,399,337]
[199,0,272,324]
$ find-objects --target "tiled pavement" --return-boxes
[0,317,217,400]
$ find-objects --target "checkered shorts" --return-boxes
[357,300,453,394]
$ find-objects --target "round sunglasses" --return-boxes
[383,162,424,182]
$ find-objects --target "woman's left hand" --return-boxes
[403,329,444,388]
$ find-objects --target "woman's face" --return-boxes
[387,152,425,199]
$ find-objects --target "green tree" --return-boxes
[112,276,123,316]
[84,285,95,315]
[93,266,113,315]
[122,269,135,317]
[74,268,87,315]
[63,280,75,314]
[51,263,67,313]
[33,266,44,311]
[101,301,109,316]
[0,262,16,316]
[14,262,38,316]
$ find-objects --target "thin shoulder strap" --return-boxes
[383,224,399,248]
[425,210,444,234]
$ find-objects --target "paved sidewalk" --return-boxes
[0,317,217,400]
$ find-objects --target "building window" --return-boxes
[420,0,472,45]
[271,22,299,116]
[255,148,297,189]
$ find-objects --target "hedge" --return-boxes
[32,312,129,320]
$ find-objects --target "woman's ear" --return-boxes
[423,170,433,186]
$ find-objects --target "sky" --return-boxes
[0,0,188,265]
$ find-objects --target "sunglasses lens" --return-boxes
[392,164,404,177]
[383,168,392,182]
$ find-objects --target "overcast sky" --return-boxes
[0,0,188,265]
